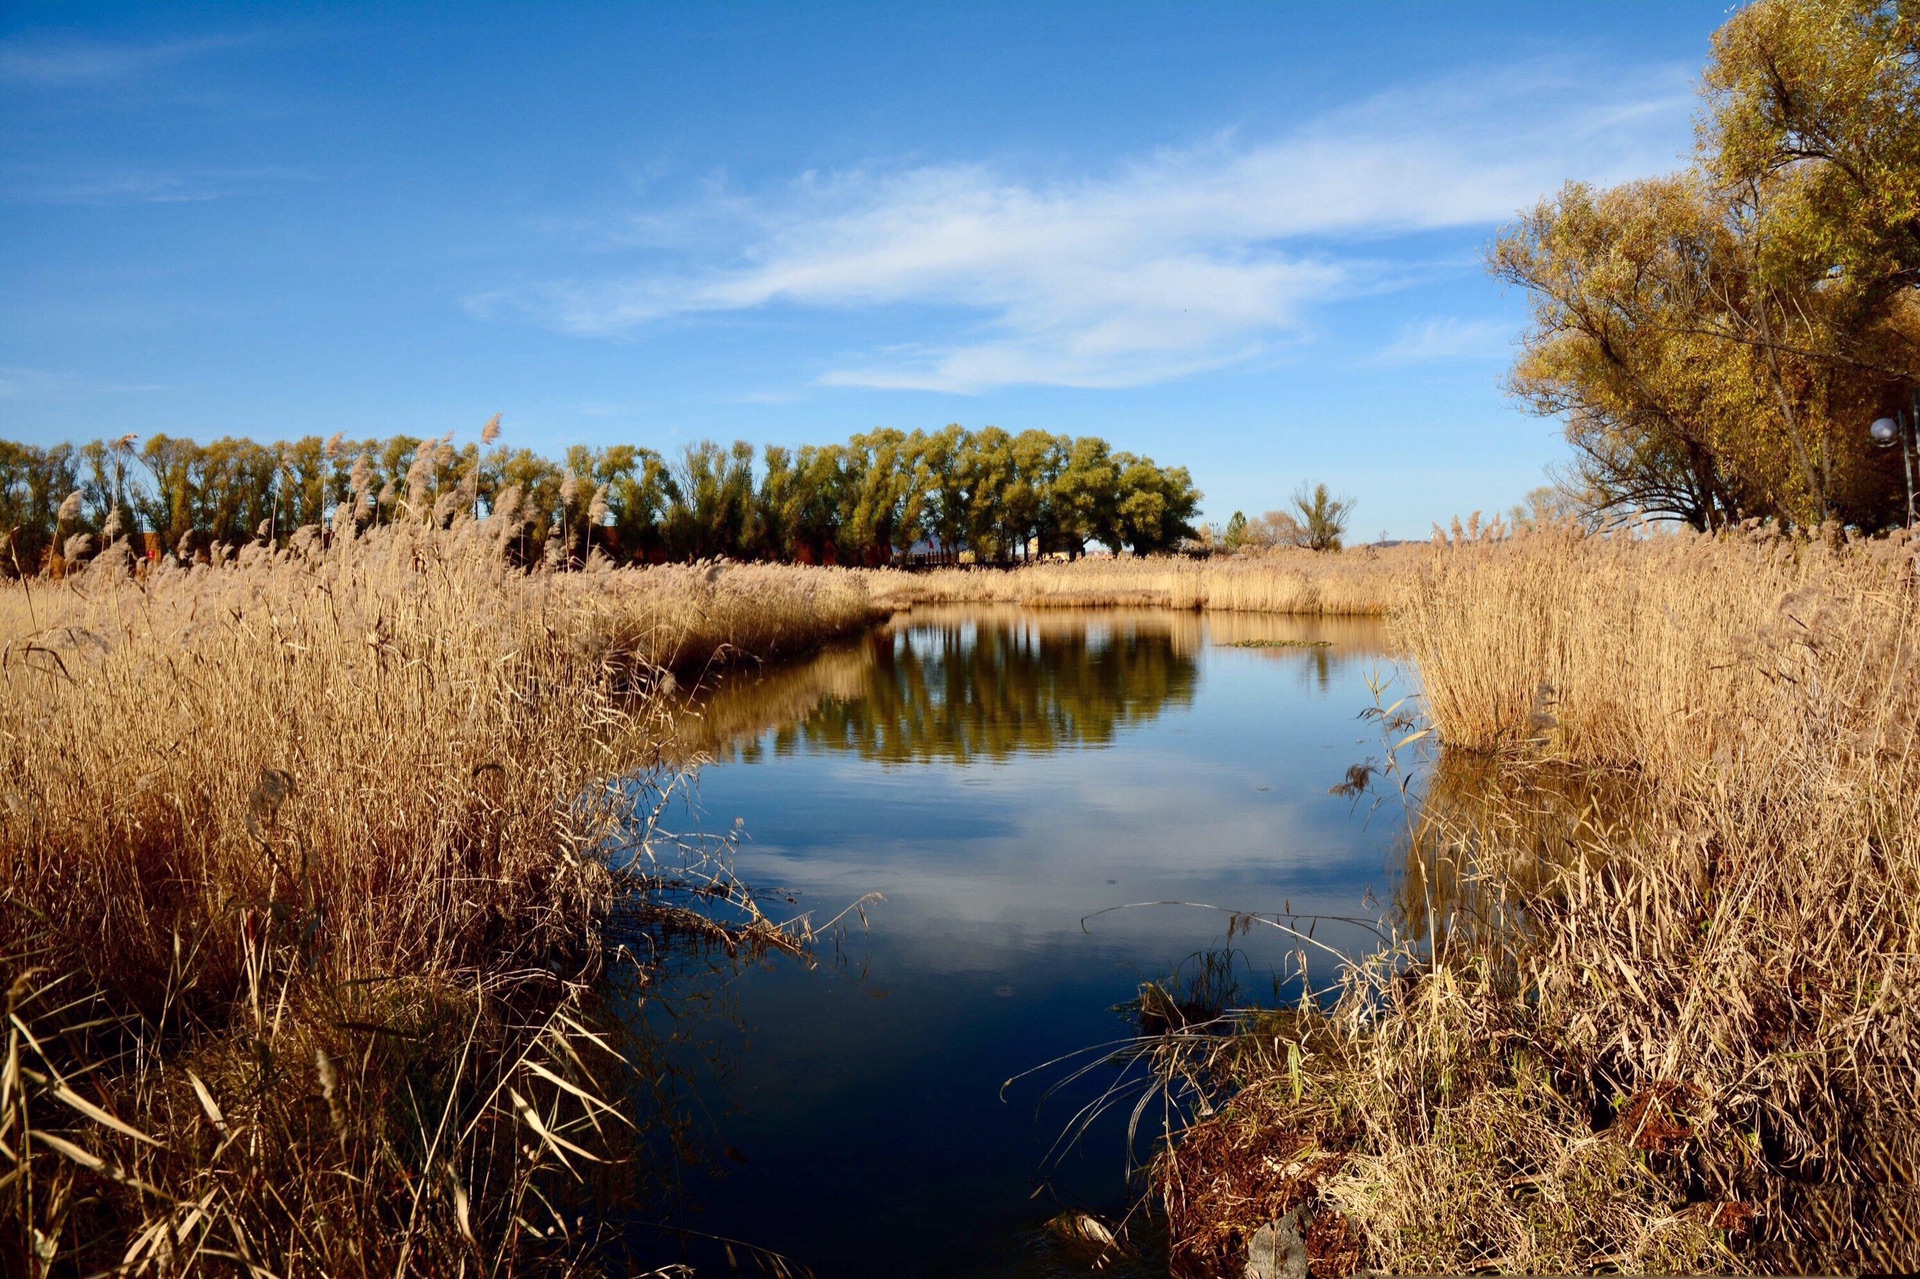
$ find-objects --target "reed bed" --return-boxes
[0,517,878,1273]
[863,545,1419,616]
[1156,526,1920,1275]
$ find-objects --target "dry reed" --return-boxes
[863,545,1418,616]
[1157,525,1920,1275]
[0,516,877,1273]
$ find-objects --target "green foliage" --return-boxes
[0,440,78,570]
[0,422,1203,572]
[1223,510,1249,549]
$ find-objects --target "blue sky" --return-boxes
[1,2,1735,537]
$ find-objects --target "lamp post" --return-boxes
[1870,388,1920,529]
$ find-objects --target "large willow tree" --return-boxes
[1493,0,1919,531]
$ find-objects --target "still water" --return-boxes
[640,607,1419,1277]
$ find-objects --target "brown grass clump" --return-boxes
[0,517,877,1273]
[863,545,1419,616]
[1159,526,1920,1275]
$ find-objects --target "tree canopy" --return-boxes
[1,424,1202,573]
[1493,0,1919,531]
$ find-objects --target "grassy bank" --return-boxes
[0,521,878,1273]
[1157,527,1920,1274]
[864,545,1419,616]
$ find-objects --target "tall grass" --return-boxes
[1157,526,1920,1275]
[0,517,878,1273]
[863,545,1418,615]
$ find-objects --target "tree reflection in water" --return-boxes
[675,606,1207,765]
[670,604,1397,768]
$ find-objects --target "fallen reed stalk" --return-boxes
[0,516,878,1273]
[1157,525,1920,1275]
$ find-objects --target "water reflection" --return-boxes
[640,607,1407,1279]
[1399,751,1650,944]
[626,606,1678,1278]
[674,606,1391,766]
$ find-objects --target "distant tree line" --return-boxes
[1493,0,1919,532]
[1211,483,1358,554]
[0,423,1202,573]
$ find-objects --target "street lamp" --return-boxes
[1870,388,1920,528]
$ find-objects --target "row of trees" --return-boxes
[1495,0,1919,532]
[0,423,1203,572]
[1214,483,1359,553]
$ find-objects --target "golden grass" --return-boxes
[0,518,878,1273]
[18,511,1918,1272]
[1158,526,1920,1275]
[862,545,1420,616]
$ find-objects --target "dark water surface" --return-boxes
[639,607,1418,1277]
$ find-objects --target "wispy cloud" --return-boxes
[1372,317,1513,365]
[2,163,315,206]
[486,60,1694,392]
[0,366,167,400]
[0,34,251,86]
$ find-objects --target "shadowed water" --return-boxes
[633,606,1420,1277]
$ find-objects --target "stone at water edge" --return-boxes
[1243,1205,1309,1279]
[1043,1210,1117,1262]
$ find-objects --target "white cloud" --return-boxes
[1372,317,1513,365]
[492,61,1694,392]
[0,35,250,86]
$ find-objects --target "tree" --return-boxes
[1051,436,1119,558]
[1223,510,1249,550]
[1507,484,1587,532]
[842,428,925,565]
[1006,429,1067,560]
[918,425,975,564]
[1491,0,1919,532]
[1112,456,1202,554]
[662,440,758,559]
[1493,178,1752,528]
[0,441,77,572]
[1705,0,1920,316]
[963,427,1017,562]
[1290,482,1355,552]
[567,444,672,561]
[0,423,1207,570]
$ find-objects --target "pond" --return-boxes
[634,606,1423,1277]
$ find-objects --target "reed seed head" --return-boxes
[493,485,523,523]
